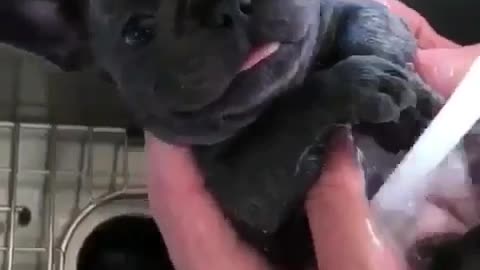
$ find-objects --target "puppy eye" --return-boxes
[122,14,156,47]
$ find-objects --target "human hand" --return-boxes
[318,1,480,269]
[380,0,480,97]
[146,135,270,270]
[146,1,480,269]
[416,44,480,98]
[145,125,408,270]
[146,124,395,270]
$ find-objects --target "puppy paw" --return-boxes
[355,70,444,154]
[325,55,420,124]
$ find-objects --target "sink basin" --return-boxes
[0,46,170,270]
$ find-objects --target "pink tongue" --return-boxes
[240,42,280,72]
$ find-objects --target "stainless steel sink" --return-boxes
[0,45,164,270]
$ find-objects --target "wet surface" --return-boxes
[358,129,480,270]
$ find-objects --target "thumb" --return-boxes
[415,44,480,98]
[306,127,406,270]
[145,134,269,270]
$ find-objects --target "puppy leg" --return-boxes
[335,1,443,110]
[333,0,417,66]
[316,1,445,151]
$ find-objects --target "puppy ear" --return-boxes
[0,0,92,71]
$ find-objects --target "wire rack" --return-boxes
[0,122,146,270]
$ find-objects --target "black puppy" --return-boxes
[0,0,443,268]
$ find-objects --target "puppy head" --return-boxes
[3,0,322,145]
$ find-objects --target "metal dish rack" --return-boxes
[0,46,147,270]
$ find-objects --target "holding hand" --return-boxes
[146,1,480,269]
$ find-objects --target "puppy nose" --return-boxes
[209,0,251,28]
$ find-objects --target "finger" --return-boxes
[306,127,406,270]
[414,198,469,240]
[145,134,269,270]
[415,44,480,97]
[376,0,460,49]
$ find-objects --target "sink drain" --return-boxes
[62,197,172,270]
[77,215,173,270]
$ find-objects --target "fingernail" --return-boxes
[328,125,361,166]
[373,0,390,8]
[419,48,479,98]
[415,49,455,98]
[430,54,456,81]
